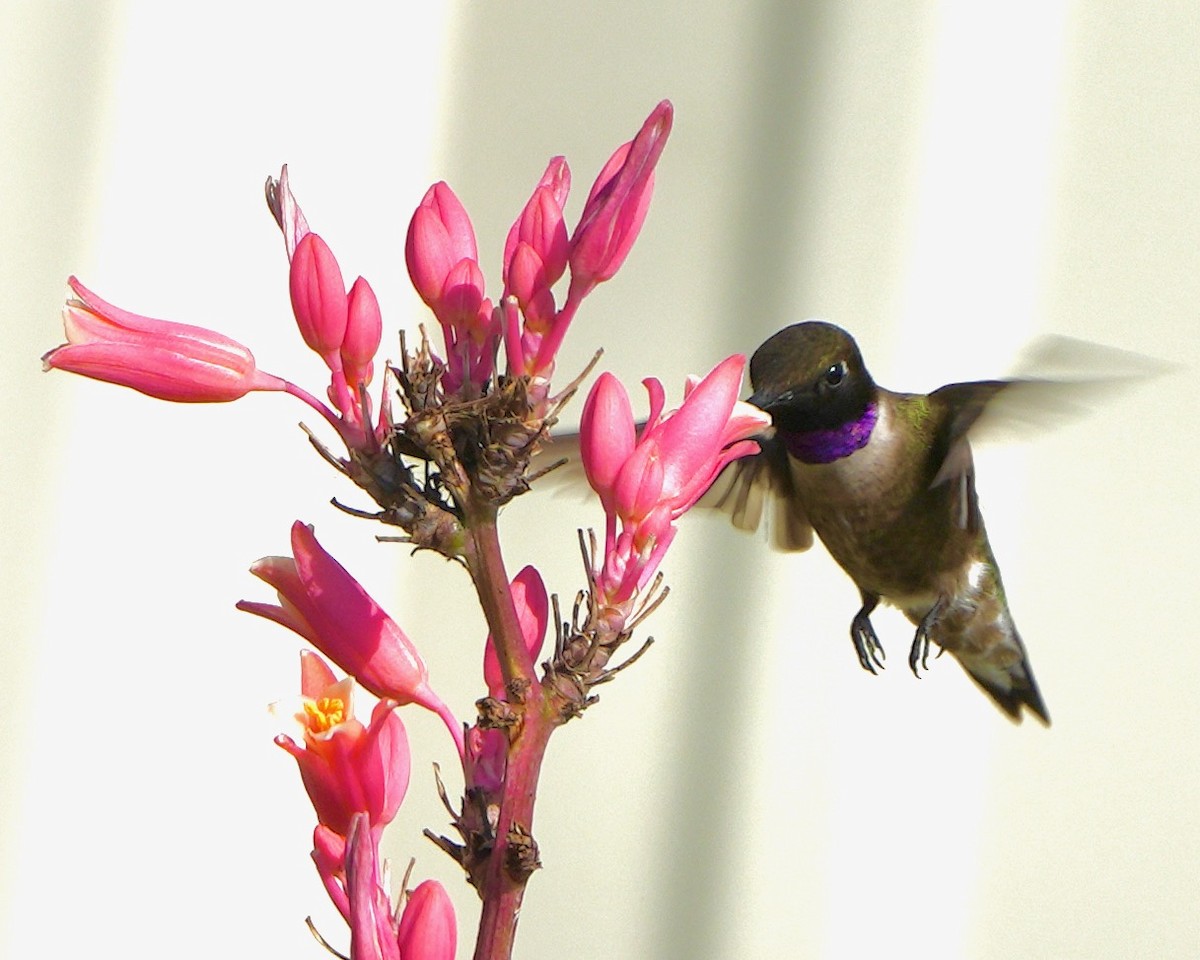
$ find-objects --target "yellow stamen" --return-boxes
[303,696,347,734]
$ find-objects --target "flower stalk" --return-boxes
[39,98,774,960]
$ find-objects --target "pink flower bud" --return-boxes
[483,566,549,697]
[343,277,382,389]
[438,258,487,329]
[569,100,673,294]
[612,440,665,524]
[503,157,571,291]
[579,372,637,515]
[43,277,287,402]
[396,880,457,960]
[405,182,478,308]
[464,726,507,795]
[290,233,349,361]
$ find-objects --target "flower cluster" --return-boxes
[580,356,770,614]
[273,649,455,960]
[41,99,775,960]
[406,100,672,396]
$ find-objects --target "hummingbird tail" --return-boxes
[959,646,1050,726]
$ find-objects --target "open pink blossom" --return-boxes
[275,651,411,842]
[239,522,464,758]
[43,277,287,402]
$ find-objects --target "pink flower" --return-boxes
[343,277,382,390]
[276,651,411,841]
[238,522,464,758]
[514,101,674,379]
[290,232,350,363]
[345,814,404,960]
[405,182,478,307]
[568,100,673,296]
[43,277,287,402]
[580,354,769,604]
[321,812,457,960]
[482,565,549,698]
[396,880,457,960]
[405,182,498,393]
[503,157,571,299]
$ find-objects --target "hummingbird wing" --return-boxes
[921,381,1011,531]
[927,336,1165,525]
[931,335,1165,472]
[697,434,814,551]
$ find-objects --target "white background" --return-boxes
[3,2,1198,958]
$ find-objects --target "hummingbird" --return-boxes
[710,320,1051,725]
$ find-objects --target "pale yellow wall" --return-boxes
[4,2,1197,958]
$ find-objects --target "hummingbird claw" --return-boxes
[850,595,885,674]
[909,601,944,677]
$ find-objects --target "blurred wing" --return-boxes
[928,335,1167,521]
[697,435,814,552]
[952,335,1168,447]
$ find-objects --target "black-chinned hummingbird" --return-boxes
[713,321,1051,724]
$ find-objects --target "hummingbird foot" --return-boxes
[850,594,885,674]
[908,600,945,677]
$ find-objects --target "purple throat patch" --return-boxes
[780,402,878,464]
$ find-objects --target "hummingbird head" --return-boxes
[748,321,876,433]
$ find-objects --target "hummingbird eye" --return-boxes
[823,361,847,388]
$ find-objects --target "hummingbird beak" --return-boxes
[747,388,790,414]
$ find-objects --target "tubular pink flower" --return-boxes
[290,233,350,362]
[343,276,382,389]
[238,522,464,758]
[396,880,457,960]
[43,277,287,402]
[568,100,673,296]
[274,653,412,840]
[482,566,549,698]
[345,813,403,960]
[652,354,768,513]
[579,354,768,606]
